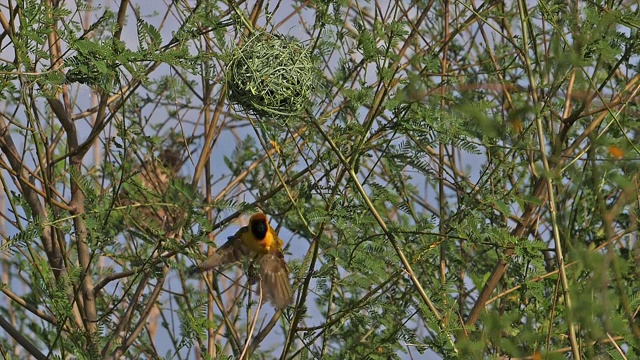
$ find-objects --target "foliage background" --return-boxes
[0,0,639,359]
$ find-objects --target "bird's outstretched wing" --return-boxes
[189,228,250,274]
[258,250,294,308]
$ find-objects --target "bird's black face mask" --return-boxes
[251,219,268,240]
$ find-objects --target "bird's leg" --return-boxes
[247,261,259,285]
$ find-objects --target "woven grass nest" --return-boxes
[226,30,315,118]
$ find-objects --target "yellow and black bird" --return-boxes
[192,212,294,309]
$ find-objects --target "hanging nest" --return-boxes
[226,30,316,118]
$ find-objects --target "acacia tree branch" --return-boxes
[0,153,72,211]
[0,315,47,360]
[93,269,137,295]
[102,270,153,358]
[1,287,58,325]
[111,266,169,359]
[0,117,62,278]
[314,118,442,316]
[465,48,640,332]
[465,177,548,326]
[50,95,99,341]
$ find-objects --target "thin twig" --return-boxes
[241,281,263,360]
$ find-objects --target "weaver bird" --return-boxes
[191,212,294,309]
